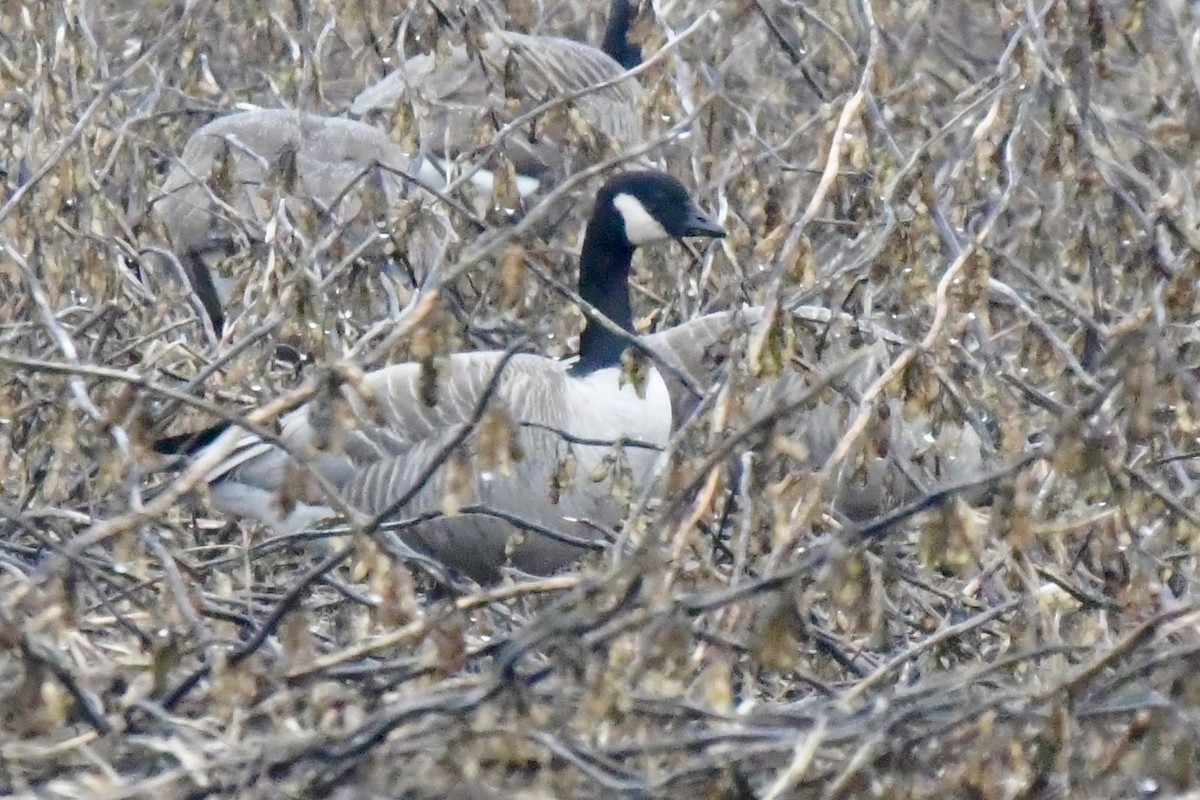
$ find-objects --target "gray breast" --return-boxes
[346,358,661,581]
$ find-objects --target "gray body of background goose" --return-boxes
[153,108,445,334]
[643,308,990,519]
[349,0,643,197]
[157,170,724,583]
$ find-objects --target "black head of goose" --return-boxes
[155,170,723,583]
[349,0,644,199]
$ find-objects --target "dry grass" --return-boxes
[3,0,1200,797]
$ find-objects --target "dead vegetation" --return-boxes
[3,0,1200,797]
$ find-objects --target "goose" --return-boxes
[154,170,724,583]
[642,308,990,519]
[153,109,447,335]
[349,0,644,198]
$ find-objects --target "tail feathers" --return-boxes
[153,422,231,457]
[152,422,277,486]
[146,421,282,515]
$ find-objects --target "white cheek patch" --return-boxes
[613,192,669,245]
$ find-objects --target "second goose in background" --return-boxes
[350,0,644,198]
[153,109,448,336]
[643,308,990,520]
[156,170,724,583]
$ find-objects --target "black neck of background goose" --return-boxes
[186,253,226,335]
[601,0,641,70]
[573,209,637,375]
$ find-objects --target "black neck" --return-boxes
[186,253,226,335]
[573,218,636,375]
[601,0,641,70]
